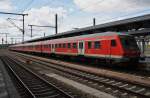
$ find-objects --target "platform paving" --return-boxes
[0,59,20,98]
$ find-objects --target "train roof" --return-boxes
[44,32,130,43]
[11,32,130,47]
[59,32,129,40]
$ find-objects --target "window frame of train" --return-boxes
[44,45,48,48]
[55,44,58,48]
[63,43,66,48]
[49,44,51,48]
[111,39,117,47]
[73,43,77,48]
[68,43,71,48]
[52,44,54,48]
[59,44,61,48]
[88,41,92,49]
[94,41,101,49]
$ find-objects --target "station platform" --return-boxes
[0,59,20,98]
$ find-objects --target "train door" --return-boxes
[107,39,117,63]
[51,44,55,53]
[78,41,85,55]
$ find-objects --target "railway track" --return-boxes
[0,56,74,98]
[17,52,150,78]
[11,53,150,98]
[48,56,150,78]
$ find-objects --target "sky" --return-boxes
[0,0,150,44]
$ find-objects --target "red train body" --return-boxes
[10,32,140,63]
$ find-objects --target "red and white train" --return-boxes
[10,32,140,63]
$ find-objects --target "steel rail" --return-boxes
[16,54,150,98]
[1,56,74,98]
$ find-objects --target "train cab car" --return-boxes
[119,35,140,62]
[45,32,140,63]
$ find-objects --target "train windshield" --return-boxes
[120,36,139,50]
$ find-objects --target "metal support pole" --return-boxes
[30,25,33,38]
[5,34,7,44]
[0,12,27,43]
[55,14,58,34]
[11,38,14,44]
[22,15,25,42]
[15,39,17,44]
[2,38,4,45]
[28,24,55,37]
[44,32,45,37]
[93,18,96,26]
[141,37,145,57]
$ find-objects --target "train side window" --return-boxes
[68,43,71,48]
[111,40,116,47]
[94,41,101,49]
[63,43,66,48]
[73,43,77,48]
[59,44,61,48]
[46,45,49,48]
[49,44,51,48]
[55,44,57,48]
[88,42,92,49]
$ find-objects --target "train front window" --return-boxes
[120,36,138,50]
[111,40,117,47]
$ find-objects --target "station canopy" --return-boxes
[26,14,150,43]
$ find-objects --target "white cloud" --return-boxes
[24,6,67,26]
[0,18,11,28]
[23,6,68,39]
[73,0,150,13]
[0,0,13,11]
[0,6,68,43]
